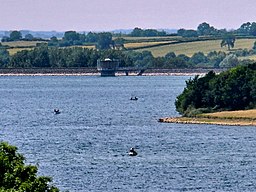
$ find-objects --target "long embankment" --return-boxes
[0,68,99,76]
[159,109,256,126]
[0,68,226,76]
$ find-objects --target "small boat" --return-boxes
[130,96,138,101]
[128,148,138,156]
[54,109,61,114]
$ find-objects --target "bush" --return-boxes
[0,142,59,192]
[184,106,213,117]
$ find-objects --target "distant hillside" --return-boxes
[0,28,178,40]
[0,30,64,39]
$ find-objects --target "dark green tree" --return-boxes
[175,71,216,115]
[207,51,226,68]
[9,50,32,68]
[165,52,176,59]
[190,52,208,65]
[0,48,10,67]
[221,33,236,50]
[63,31,80,42]
[32,45,50,67]
[175,63,256,115]
[0,142,59,192]
[48,36,59,46]
[249,22,256,36]
[96,32,113,50]
[130,27,144,37]
[197,22,217,36]
[177,29,198,37]
[237,22,251,35]
[24,34,34,41]
[10,31,22,41]
[86,32,98,43]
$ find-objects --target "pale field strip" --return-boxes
[200,109,256,119]
[8,48,33,55]
[115,36,181,41]
[2,41,46,47]
[239,55,256,60]
[124,41,175,49]
[7,45,95,55]
[160,117,256,126]
[159,109,256,126]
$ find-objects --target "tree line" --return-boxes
[178,22,256,38]
[3,21,256,44]
[1,44,256,69]
[2,21,256,69]
[175,62,256,116]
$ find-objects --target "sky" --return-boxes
[1,0,256,32]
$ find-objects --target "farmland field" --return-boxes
[2,40,46,47]
[3,37,256,60]
[8,48,34,55]
[134,38,256,57]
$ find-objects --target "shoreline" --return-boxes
[0,68,226,76]
[0,72,206,76]
[158,117,256,126]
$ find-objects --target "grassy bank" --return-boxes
[159,109,256,126]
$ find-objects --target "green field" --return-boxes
[3,41,47,55]
[133,38,256,57]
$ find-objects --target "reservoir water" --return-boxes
[1,75,256,191]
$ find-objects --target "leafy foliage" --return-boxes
[0,48,10,67]
[9,31,22,41]
[197,22,217,36]
[8,46,131,68]
[0,142,59,192]
[7,44,245,69]
[177,29,198,37]
[96,32,114,50]
[236,22,256,36]
[130,27,167,37]
[175,63,256,115]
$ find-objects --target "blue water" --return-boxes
[1,75,256,192]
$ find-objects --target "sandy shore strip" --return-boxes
[158,117,256,126]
